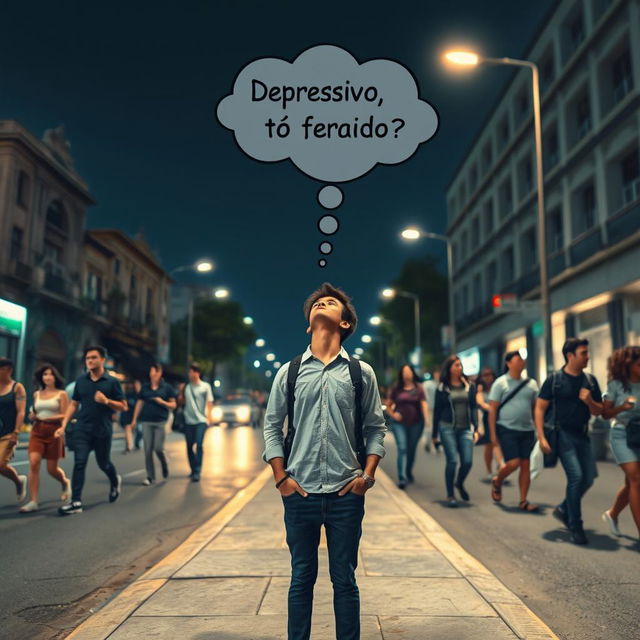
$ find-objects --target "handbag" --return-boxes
[626,416,640,448]
[542,371,561,468]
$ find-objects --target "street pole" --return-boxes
[445,239,456,353]
[413,295,421,368]
[186,290,194,377]
[483,57,552,373]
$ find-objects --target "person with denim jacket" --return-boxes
[432,355,479,507]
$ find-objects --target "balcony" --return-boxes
[81,297,107,316]
[44,271,68,296]
[569,227,603,267]
[621,178,640,207]
[606,203,640,247]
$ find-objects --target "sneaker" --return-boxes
[19,500,39,513]
[455,483,470,501]
[601,510,622,537]
[424,442,431,453]
[161,465,169,480]
[398,481,407,490]
[569,527,588,545]
[109,475,122,502]
[553,507,569,529]
[191,473,200,483]
[446,497,458,508]
[17,475,27,502]
[59,501,83,516]
[61,479,72,502]
[142,478,154,486]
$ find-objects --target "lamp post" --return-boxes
[443,49,552,373]
[381,288,421,367]
[400,228,456,352]
[170,259,214,376]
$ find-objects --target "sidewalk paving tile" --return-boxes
[378,615,519,639]
[361,548,459,577]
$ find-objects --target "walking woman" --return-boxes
[432,355,479,506]
[601,346,640,544]
[475,367,504,479]
[20,364,71,512]
[387,364,429,489]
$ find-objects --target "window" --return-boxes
[486,261,497,293]
[593,0,613,22]
[549,208,564,252]
[472,216,480,243]
[562,7,585,62]
[569,13,585,52]
[130,273,137,293]
[520,227,537,271]
[469,165,478,192]
[544,127,559,171]
[146,287,154,314]
[499,178,513,219]
[499,115,510,149]
[114,258,121,275]
[482,141,493,172]
[16,171,30,208]
[46,200,67,231]
[501,246,515,284]
[612,49,633,105]
[574,183,596,236]
[85,272,103,300]
[518,155,533,199]
[484,199,494,236]
[461,229,469,263]
[462,284,469,315]
[540,51,555,93]
[452,242,459,270]
[10,227,23,261]
[621,149,640,205]
[576,94,591,141]
[473,273,482,308]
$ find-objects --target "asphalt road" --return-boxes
[380,433,639,640]
[0,426,265,640]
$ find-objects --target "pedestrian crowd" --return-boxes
[383,338,640,547]
[0,347,228,515]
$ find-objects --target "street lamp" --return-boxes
[380,287,421,366]
[443,49,552,373]
[361,334,372,344]
[214,287,230,299]
[401,227,456,352]
[370,315,382,326]
[243,316,254,325]
[170,259,215,375]
[255,338,265,348]
[266,353,276,362]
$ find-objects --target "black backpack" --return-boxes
[283,353,366,469]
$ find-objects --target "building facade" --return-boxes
[447,0,640,385]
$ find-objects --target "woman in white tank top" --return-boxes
[20,364,71,513]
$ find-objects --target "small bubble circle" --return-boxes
[318,185,344,209]
[319,259,327,268]
[318,215,339,235]
[319,241,333,255]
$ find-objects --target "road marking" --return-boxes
[123,469,146,478]
[12,461,29,467]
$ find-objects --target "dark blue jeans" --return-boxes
[390,421,424,484]
[556,429,597,530]
[439,425,474,497]
[282,490,365,640]
[71,429,118,502]
[183,422,206,475]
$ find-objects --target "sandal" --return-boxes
[518,500,539,512]
[491,476,502,502]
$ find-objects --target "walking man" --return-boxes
[535,338,603,544]
[182,363,213,482]
[0,358,27,503]
[57,346,127,515]
[263,282,387,640]
[130,363,176,485]
[489,350,540,511]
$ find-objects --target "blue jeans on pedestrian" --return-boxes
[282,490,365,640]
[183,422,206,475]
[556,429,597,530]
[390,421,424,484]
[439,425,473,498]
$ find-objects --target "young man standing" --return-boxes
[130,363,176,485]
[182,363,213,482]
[56,346,127,515]
[488,351,540,511]
[0,358,27,503]
[263,283,387,640]
[535,338,603,544]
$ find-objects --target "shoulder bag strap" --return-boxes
[286,355,303,437]
[497,378,530,416]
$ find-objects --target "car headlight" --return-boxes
[212,407,223,421]
[235,405,251,422]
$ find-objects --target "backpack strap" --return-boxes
[348,356,367,468]
[283,355,303,465]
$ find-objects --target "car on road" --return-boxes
[210,393,261,428]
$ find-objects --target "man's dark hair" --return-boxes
[150,362,163,372]
[189,362,202,374]
[303,282,358,343]
[0,357,14,370]
[562,337,589,363]
[503,350,522,374]
[83,345,106,359]
[34,363,65,390]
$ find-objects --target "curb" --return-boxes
[376,468,560,640]
[65,467,272,640]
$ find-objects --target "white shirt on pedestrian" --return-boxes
[183,380,213,425]
[488,374,539,431]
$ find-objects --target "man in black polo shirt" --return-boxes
[56,346,127,515]
[535,337,603,544]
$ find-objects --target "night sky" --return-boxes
[1,0,557,366]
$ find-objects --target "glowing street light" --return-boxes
[243,316,254,325]
[354,347,364,355]
[265,370,272,378]
[214,288,229,299]
[361,335,372,344]
[274,361,281,369]
[195,259,214,273]
[253,360,261,368]
[382,288,396,299]
[370,316,382,326]
[266,353,276,362]
[443,50,480,66]
[255,338,266,348]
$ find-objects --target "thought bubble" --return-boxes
[216,44,439,266]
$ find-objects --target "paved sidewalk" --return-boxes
[68,468,559,640]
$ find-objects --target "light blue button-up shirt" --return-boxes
[263,345,387,493]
